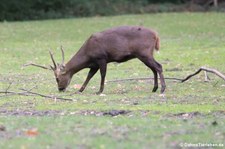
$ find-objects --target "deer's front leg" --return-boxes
[79,68,99,92]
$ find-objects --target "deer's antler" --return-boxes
[49,51,57,70]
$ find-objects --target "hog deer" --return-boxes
[50,26,166,94]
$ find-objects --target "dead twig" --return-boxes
[181,67,225,82]
[0,85,36,97]
[0,87,74,101]
[19,89,74,101]
[0,90,33,97]
[5,82,13,93]
[22,63,51,70]
[204,71,210,82]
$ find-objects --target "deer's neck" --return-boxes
[65,51,88,76]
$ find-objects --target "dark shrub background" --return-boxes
[0,0,185,21]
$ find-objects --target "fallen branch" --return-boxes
[0,85,36,97]
[181,67,225,82]
[0,89,74,101]
[0,90,32,97]
[22,63,51,70]
[107,67,225,83]
[107,77,182,83]
[20,89,74,101]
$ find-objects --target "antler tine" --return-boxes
[23,63,51,70]
[49,50,57,70]
[61,45,65,65]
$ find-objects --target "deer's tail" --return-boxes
[155,36,160,51]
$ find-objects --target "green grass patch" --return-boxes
[0,13,225,148]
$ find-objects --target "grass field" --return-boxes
[0,13,225,149]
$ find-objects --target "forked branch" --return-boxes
[107,67,225,83]
[181,67,225,82]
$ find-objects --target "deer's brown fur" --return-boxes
[50,26,166,94]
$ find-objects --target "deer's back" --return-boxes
[83,26,158,62]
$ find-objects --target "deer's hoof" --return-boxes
[152,86,158,92]
[79,87,85,92]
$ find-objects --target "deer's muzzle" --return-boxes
[58,87,66,92]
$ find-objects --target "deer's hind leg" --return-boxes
[96,59,107,94]
[139,56,166,94]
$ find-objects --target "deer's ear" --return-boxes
[61,70,67,75]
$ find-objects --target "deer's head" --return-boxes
[49,47,71,92]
